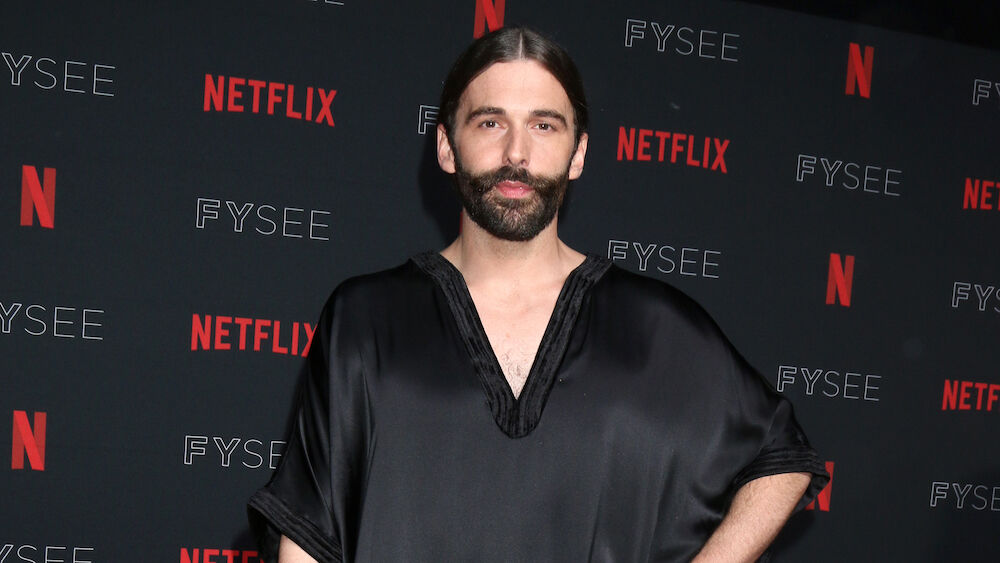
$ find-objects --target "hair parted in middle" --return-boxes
[438,26,589,146]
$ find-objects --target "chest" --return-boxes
[472,290,559,398]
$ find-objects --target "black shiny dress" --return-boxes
[248,252,828,562]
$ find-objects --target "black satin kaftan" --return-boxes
[248,252,828,562]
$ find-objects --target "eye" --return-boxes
[535,122,556,132]
[481,119,499,128]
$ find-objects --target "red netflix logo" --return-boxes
[845,43,874,98]
[191,314,315,357]
[617,126,728,173]
[11,410,46,471]
[826,253,855,307]
[806,461,834,511]
[180,548,262,563]
[203,75,336,127]
[474,0,505,38]
[20,165,56,228]
[962,177,999,211]
[941,379,1000,412]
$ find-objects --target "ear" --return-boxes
[567,132,588,180]
[437,123,456,174]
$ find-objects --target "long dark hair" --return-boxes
[439,26,589,145]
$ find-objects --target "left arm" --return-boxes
[692,472,811,563]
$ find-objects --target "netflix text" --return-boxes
[941,379,999,412]
[203,74,336,127]
[180,549,262,563]
[962,177,999,211]
[191,314,315,357]
[617,127,729,174]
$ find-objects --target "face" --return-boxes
[437,60,588,241]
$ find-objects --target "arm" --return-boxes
[692,472,811,563]
[279,535,319,563]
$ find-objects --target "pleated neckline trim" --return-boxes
[411,251,611,438]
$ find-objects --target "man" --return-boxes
[249,26,828,562]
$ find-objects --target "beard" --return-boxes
[453,155,570,242]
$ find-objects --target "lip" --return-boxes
[495,180,533,198]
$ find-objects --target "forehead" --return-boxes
[457,60,573,121]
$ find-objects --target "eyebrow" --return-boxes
[464,106,569,128]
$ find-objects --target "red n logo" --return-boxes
[845,43,874,98]
[20,165,57,228]
[826,253,855,307]
[473,0,505,38]
[806,461,835,511]
[11,410,46,471]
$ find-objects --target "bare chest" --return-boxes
[473,294,558,399]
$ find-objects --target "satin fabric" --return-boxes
[248,253,828,562]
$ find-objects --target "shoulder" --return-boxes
[317,257,431,323]
[594,264,721,336]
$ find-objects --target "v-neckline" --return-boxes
[412,251,611,438]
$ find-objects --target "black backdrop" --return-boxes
[3,1,998,561]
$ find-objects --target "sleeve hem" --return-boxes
[731,446,831,512]
[248,489,343,563]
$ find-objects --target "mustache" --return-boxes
[467,166,551,194]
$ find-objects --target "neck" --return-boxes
[440,212,585,290]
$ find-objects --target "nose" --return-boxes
[502,126,530,168]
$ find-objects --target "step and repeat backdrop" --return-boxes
[2,1,997,561]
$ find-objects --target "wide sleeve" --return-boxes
[725,344,830,512]
[247,287,373,563]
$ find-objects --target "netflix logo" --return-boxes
[20,165,56,228]
[623,19,739,62]
[191,314,315,357]
[2,50,115,96]
[183,435,285,470]
[962,177,999,211]
[930,480,1000,511]
[796,154,901,197]
[181,548,262,563]
[608,239,722,279]
[845,43,874,98]
[951,282,1000,314]
[826,253,855,307]
[473,0,505,38]
[0,301,105,340]
[203,74,336,127]
[10,410,46,471]
[972,78,999,108]
[777,365,880,402]
[617,127,729,174]
[941,379,999,412]
[806,461,834,512]
[0,544,94,563]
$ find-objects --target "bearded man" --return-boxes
[249,26,828,563]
